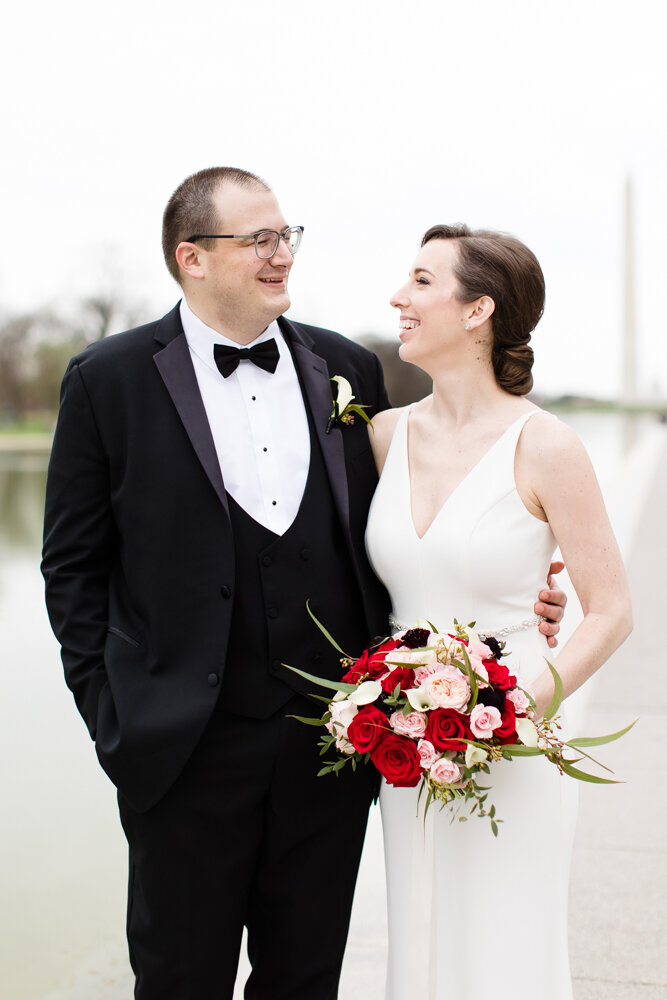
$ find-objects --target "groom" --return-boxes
[41,166,566,999]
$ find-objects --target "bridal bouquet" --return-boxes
[286,612,633,835]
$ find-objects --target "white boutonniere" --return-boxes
[326,375,371,434]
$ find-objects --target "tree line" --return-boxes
[0,298,430,429]
[0,294,147,427]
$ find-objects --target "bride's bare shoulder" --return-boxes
[516,409,598,518]
[368,406,408,474]
[518,409,589,467]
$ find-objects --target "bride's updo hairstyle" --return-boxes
[421,224,545,395]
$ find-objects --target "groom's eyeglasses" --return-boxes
[186,226,304,260]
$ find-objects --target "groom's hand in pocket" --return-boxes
[535,560,567,649]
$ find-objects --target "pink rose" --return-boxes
[390,710,428,739]
[507,687,532,715]
[469,703,503,738]
[429,756,462,786]
[417,739,438,769]
[414,663,439,685]
[423,665,470,711]
[466,641,491,682]
[326,699,358,738]
[388,646,436,668]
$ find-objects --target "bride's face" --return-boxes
[390,240,470,366]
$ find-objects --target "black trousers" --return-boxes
[118,694,375,1000]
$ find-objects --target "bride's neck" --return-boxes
[428,367,508,427]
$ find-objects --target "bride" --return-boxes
[365,224,632,999]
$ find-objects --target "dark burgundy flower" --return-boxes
[482,636,504,660]
[476,687,506,713]
[400,627,431,650]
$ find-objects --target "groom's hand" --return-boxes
[535,560,567,649]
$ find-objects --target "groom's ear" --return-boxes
[175,241,206,282]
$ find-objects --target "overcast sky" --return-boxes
[2,0,665,398]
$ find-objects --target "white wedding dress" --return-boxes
[365,407,578,1000]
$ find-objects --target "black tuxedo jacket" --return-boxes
[42,305,391,811]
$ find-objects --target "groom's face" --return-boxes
[200,182,295,339]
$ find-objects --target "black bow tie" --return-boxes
[213,339,280,378]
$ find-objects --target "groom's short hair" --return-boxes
[162,166,270,284]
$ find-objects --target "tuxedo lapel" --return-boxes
[280,318,351,534]
[153,317,229,514]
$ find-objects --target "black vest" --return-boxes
[218,411,369,719]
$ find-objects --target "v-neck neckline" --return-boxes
[406,409,534,541]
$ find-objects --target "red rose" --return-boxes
[347,705,390,753]
[367,638,401,679]
[344,638,401,683]
[341,663,366,684]
[381,666,414,694]
[371,733,422,787]
[493,700,517,744]
[484,659,517,691]
[426,708,471,752]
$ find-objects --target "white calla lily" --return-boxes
[406,687,433,712]
[349,680,382,705]
[465,744,488,768]
[515,716,539,747]
[331,375,354,412]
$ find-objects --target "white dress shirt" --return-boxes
[180,299,310,534]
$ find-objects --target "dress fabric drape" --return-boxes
[365,408,578,1000]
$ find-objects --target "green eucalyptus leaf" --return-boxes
[282,662,357,694]
[305,600,352,657]
[544,660,563,720]
[501,744,543,757]
[286,714,326,726]
[560,760,622,784]
[567,719,637,748]
[347,404,372,425]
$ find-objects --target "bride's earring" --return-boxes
[464,322,471,331]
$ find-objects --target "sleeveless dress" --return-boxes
[365,407,578,1000]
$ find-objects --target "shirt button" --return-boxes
[262,555,273,567]
[272,500,277,506]
[221,585,232,599]
[251,395,257,401]
[207,673,220,687]
[300,547,311,560]
[267,607,278,619]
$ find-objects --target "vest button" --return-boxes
[221,585,232,599]
[207,673,220,687]
[300,547,311,560]
[267,607,278,619]
[262,555,273,567]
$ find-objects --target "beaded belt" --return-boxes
[389,614,545,639]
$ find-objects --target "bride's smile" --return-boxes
[390,238,492,371]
